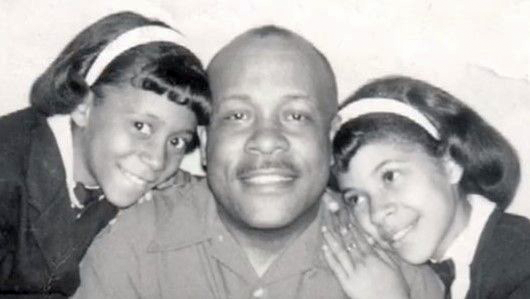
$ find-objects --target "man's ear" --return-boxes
[70,91,95,128]
[197,126,208,167]
[443,154,464,185]
[328,114,341,165]
[329,114,341,142]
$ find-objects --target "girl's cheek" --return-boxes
[113,132,136,152]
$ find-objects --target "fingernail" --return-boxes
[326,201,340,213]
[146,192,153,201]
[339,226,348,236]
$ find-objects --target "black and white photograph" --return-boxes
[1,0,529,298]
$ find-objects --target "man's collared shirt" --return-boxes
[74,178,443,299]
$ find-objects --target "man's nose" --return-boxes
[245,123,289,155]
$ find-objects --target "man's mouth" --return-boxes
[239,168,297,185]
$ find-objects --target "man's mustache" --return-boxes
[236,159,299,177]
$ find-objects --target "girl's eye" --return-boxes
[134,121,152,135]
[343,193,366,206]
[169,137,187,150]
[343,194,358,206]
[382,170,400,184]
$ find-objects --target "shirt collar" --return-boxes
[442,194,495,265]
[46,114,83,209]
[438,194,495,299]
[147,182,332,273]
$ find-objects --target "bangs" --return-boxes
[92,42,212,126]
[146,54,210,97]
[333,113,442,172]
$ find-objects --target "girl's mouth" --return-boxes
[119,166,150,187]
[384,218,419,246]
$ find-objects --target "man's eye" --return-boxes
[169,137,187,150]
[382,170,400,184]
[286,112,307,121]
[134,121,152,135]
[226,112,248,121]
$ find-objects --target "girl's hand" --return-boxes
[321,213,410,299]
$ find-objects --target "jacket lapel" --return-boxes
[467,209,502,299]
[24,116,119,290]
[25,116,66,213]
[24,116,79,271]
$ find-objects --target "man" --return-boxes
[74,26,443,298]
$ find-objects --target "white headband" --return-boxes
[84,25,185,86]
[338,97,441,140]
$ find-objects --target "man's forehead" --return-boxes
[208,33,325,75]
[207,30,338,119]
[210,53,320,93]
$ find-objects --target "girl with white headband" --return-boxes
[0,11,210,297]
[321,76,529,299]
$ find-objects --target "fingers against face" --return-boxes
[330,207,372,257]
[371,242,401,268]
[333,206,367,259]
[322,226,356,274]
[322,227,350,282]
[345,210,399,267]
[345,212,375,256]
[322,201,395,274]
[322,207,411,299]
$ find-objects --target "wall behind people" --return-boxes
[1,0,529,217]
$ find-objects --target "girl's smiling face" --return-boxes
[336,140,467,264]
[72,84,198,208]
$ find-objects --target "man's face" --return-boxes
[204,37,334,229]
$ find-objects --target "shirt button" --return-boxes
[252,287,265,298]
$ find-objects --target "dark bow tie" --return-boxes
[430,259,455,299]
[73,182,105,208]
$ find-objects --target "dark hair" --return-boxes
[332,76,520,209]
[30,11,211,130]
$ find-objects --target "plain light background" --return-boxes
[1,0,529,217]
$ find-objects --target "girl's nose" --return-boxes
[140,141,166,172]
[369,195,397,227]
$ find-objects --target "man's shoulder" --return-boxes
[92,175,213,249]
[155,174,212,209]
